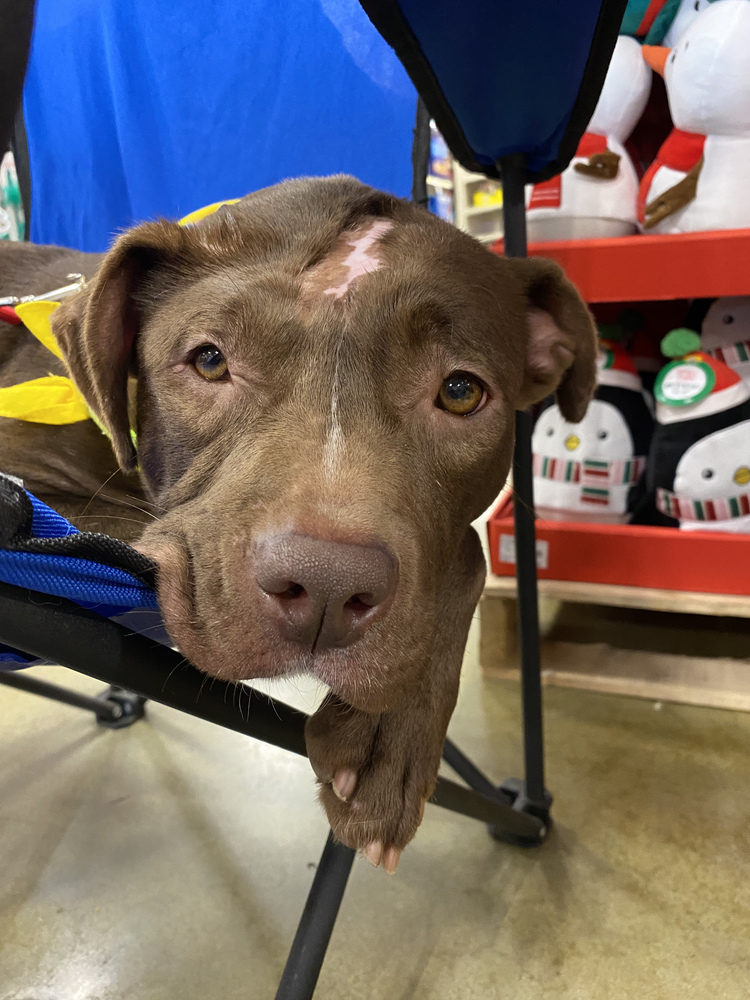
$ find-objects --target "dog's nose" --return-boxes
[253,533,398,650]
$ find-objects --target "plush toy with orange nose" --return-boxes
[640,0,750,233]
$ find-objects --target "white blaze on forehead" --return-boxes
[321,218,394,299]
[324,334,346,476]
[304,219,393,299]
[301,217,393,477]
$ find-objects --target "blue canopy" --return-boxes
[23,0,417,252]
[360,0,628,181]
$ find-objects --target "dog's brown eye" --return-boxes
[193,344,228,381]
[437,372,485,415]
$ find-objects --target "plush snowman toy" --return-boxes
[637,0,719,232]
[634,329,750,531]
[526,36,651,241]
[532,341,653,523]
[644,0,750,233]
[701,297,750,385]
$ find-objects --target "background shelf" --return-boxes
[492,228,750,303]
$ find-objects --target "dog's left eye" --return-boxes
[192,344,229,381]
[437,371,485,415]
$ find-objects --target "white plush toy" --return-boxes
[638,0,716,232]
[660,0,716,45]
[526,35,651,241]
[532,341,653,523]
[671,419,750,532]
[702,297,750,384]
[646,0,750,233]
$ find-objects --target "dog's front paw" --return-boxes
[305,695,438,874]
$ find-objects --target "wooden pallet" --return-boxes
[480,575,750,713]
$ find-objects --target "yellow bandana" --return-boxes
[0,300,91,424]
[0,198,239,427]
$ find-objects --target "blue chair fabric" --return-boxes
[0,475,160,665]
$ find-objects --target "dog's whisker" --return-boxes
[74,514,153,526]
[99,493,160,520]
[127,493,167,512]
[162,657,188,692]
[122,622,172,636]
[196,672,210,704]
[80,468,122,517]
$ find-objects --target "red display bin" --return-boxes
[488,496,750,597]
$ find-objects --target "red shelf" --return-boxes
[488,497,750,596]
[492,228,750,304]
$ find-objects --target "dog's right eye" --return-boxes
[192,344,229,381]
[437,371,486,415]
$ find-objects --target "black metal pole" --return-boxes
[442,737,508,800]
[411,97,431,208]
[0,668,121,722]
[500,153,547,806]
[275,833,355,1000]
[500,154,528,258]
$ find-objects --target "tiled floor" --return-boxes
[2,624,749,999]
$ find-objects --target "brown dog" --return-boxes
[0,176,596,872]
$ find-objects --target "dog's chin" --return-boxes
[164,622,421,714]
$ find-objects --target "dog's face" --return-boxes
[53,176,596,711]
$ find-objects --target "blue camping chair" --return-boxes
[0,2,627,997]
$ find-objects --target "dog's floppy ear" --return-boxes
[508,256,598,422]
[52,221,189,471]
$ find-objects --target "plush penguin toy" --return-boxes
[632,329,750,531]
[641,0,750,233]
[701,297,750,385]
[532,340,654,523]
[526,36,651,241]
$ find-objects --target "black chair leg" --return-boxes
[0,670,146,729]
[496,153,552,823]
[275,833,355,1000]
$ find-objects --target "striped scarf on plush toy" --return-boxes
[706,340,750,368]
[533,455,645,485]
[534,455,646,507]
[657,487,750,522]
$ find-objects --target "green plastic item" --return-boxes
[660,328,702,359]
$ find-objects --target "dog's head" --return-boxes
[53,176,596,711]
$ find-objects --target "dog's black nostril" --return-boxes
[345,594,374,611]
[283,583,306,599]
